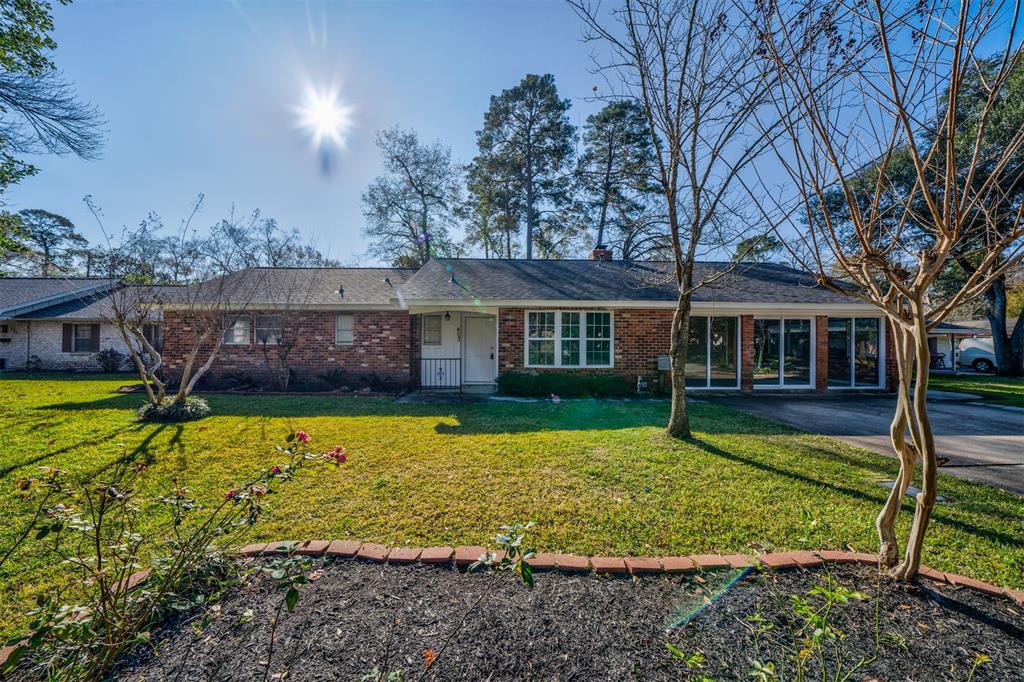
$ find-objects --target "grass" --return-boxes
[1,373,1022,640]
[928,373,1024,407]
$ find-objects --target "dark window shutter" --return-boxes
[62,324,73,352]
[89,324,100,352]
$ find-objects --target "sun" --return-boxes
[294,83,355,150]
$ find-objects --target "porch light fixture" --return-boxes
[444,311,451,321]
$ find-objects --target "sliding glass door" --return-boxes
[827,317,882,388]
[685,315,739,389]
[753,318,813,387]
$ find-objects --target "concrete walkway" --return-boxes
[708,393,1024,494]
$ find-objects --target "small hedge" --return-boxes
[137,396,211,423]
[497,372,634,398]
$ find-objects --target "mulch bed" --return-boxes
[120,560,1024,681]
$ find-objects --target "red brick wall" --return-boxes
[815,315,829,390]
[162,309,413,387]
[885,319,898,391]
[498,309,895,393]
[498,307,675,379]
[740,315,754,391]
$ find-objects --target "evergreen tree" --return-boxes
[472,74,575,259]
[16,208,86,275]
[577,100,658,253]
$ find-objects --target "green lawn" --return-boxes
[1,374,1022,640]
[929,373,1024,407]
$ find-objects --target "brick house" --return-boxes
[157,252,897,392]
[0,279,165,371]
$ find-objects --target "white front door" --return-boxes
[463,316,496,383]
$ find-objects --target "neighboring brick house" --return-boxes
[0,279,165,372]
[154,253,897,392]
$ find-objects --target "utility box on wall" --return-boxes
[657,355,671,371]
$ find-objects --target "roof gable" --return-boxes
[0,278,113,318]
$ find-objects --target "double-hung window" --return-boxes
[255,315,284,345]
[422,315,442,346]
[222,316,250,345]
[335,314,354,345]
[526,311,613,368]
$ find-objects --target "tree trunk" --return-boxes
[667,292,692,438]
[891,310,939,581]
[876,319,916,567]
[525,141,535,260]
[596,139,615,247]
[985,276,1016,376]
[1010,315,1024,377]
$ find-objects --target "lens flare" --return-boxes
[294,83,355,149]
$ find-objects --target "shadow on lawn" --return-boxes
[690,437,1024,549]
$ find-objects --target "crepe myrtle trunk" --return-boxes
[667,292,693,438]
[875,309,939,580]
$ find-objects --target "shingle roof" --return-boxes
[14,285,181,320]
[184,267,416,307]
[398,259,856,305]
[0,278,113,318]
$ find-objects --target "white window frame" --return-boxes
[826,316,886,390]
[752,317,815,389]
[335,314,354,346]
[255,315,284,346]
[523,310,614,369]
[685,315,741,390]
[73,323,98,353]
[422,314,442,346]
[222,316,251,346]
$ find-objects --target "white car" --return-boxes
[958,336,997,372]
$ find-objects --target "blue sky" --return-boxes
[11,0,606,264]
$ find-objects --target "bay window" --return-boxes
[526,310,613,368]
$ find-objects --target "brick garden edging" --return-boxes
[239,541,1024,606]
[2,543,1019,672]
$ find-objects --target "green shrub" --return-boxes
[136,396,211,422]
[497,372,634,398]
[95,348,125,372]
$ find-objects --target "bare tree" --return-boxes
[254,269,328,391]
[748,0,1024,579]
[569,0,783,437]
[88,196,261,406]
[362,127,463,266]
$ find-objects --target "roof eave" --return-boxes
[0,281,115,319]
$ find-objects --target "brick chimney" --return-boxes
[589,245,613,261]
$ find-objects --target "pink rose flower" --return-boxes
[295,431,311,444]
[324,446,347,465]
[270,465,282,474]
[224,489,237,500]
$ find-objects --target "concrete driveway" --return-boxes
[707,393,1024,494]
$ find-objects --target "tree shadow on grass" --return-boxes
[84,422,185,481]
[0,425,149,480]
[688,436,1023,550]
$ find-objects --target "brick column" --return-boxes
[740,315,754,391]
[815,315,829,390]
[884,319,898,391]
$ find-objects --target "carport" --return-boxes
[927,321,990,374]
